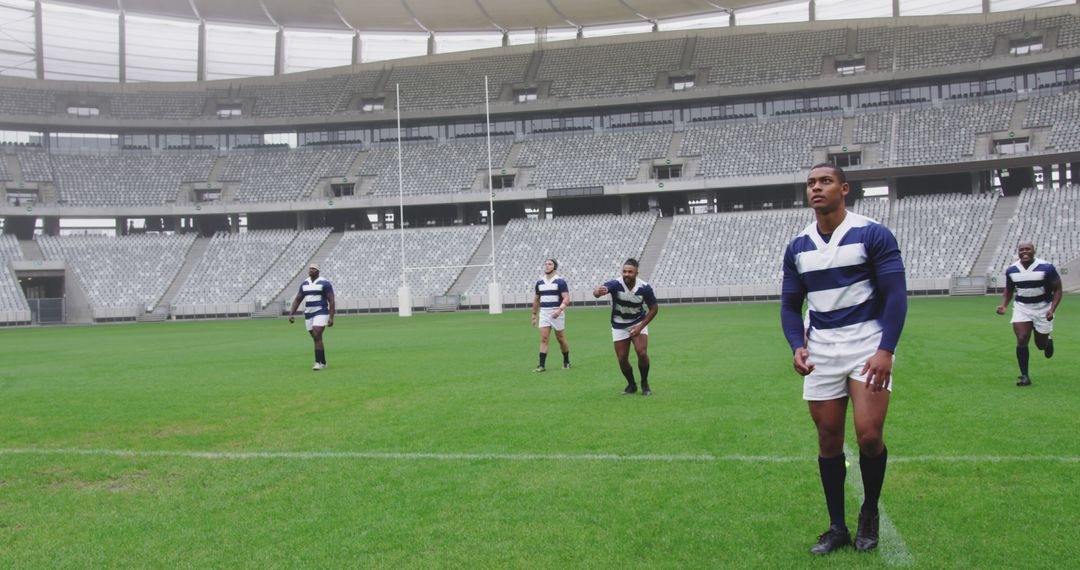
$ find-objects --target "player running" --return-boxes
[996,242,1062,386]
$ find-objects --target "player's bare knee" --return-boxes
[857,431,884,454]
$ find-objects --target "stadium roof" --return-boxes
[60,0,777,32]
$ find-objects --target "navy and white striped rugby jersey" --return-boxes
[299,277,333,317]
[602,278,657,329]
[1006,258,1059,305]
[782,212,905,345]
[535,276,568,314]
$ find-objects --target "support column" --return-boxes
[427,32,436,56]
[34,0,43,79]
[197,20,206,81]
[1058,164,1068,187]
[352,31,362,64]
[982,0,990,13]
[116,217,128,236]
[1071,162,1079,184]
[809,0,816,22]
[501,31,509,47]
[1042,164,1054,189]
[43,216,59,236]
[118,10,126,83]
[729,11,736,27]
[576,27,584,39]
[620,195,631,215]
[887,177,898,201]
[274,26,285,76]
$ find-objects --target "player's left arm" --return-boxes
[552,290,569,318]
[326,288,336,327]
[630,288,659,336]
[1047,272,1063,320]
[861,225,908,392]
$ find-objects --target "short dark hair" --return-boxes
[546,258,558,270]
[809,162,847,183]
[623,258,639,268]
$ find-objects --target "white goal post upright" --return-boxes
[393,77,501,315]
[396,83,412,317]
[485,75,502,314]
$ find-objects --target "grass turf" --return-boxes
[0,296,1077,568]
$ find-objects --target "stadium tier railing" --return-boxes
[170,302,257,319]
[0,309,32,325]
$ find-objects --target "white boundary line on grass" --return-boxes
[845,443,914,567]
[2,448,1078,464]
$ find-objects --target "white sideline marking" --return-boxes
[845,444,914,567]
[1,448,1078,464]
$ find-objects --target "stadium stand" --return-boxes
[891,101,1013,165]
[359,140,512,196]
[890,192,999,279]
[48,153,217,206]
[15,149,54,183]
[516,131,669,190]
[989,185,1080,277]
[1025,90,1080,151]
[0,234,29,313]
[464,213,657,298]
[858,20,1023,71]
[110,92,206,120]
[537,40,683,99]
[681,118,842,178]
[221,148,358,202]
[173,230,297,305]
[241,227,332,307]
[38,234,195,310]
[651,209,807,287]
[693,29,846,86]
[323,226,488,302]
[392,54,529,110]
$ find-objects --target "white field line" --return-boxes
[845,444,914,567]
[1,448,1078,463]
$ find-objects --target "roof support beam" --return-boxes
[118,9,126,83]
[274,26,284,75]
[352,30,362,65]
[197,19,206,81]
[34,0,43,79]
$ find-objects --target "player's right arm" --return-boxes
[996,273,1014,315]
[781,247,814,375]
[531,293,540,326]
[288,292,303,323]
[593,279,615,298]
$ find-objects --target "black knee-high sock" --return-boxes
[860,446,888,515]
[819,454,847,529]
[639,363,650,386]
[1016,346,1030,376]
[539,352,547,367]
[315,349,325,365]
[562,351,570,364]
[620,361,636,386]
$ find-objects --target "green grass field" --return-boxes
[1,296,1077,568]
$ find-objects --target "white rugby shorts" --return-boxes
[1011,302,1054,335]
[305,314,330,331]
[803,332,893,401]
[611,325,648,342]
[538,310,565,331]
